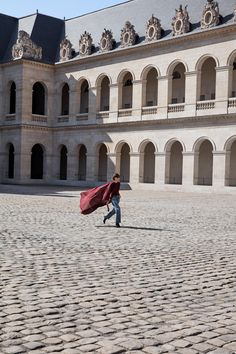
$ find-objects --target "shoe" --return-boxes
[116,223,120,228]
[103,217,106,224]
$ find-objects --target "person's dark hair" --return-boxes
[112,173,120,180]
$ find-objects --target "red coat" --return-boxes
[80,182,112,215]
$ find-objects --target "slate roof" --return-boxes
[0,0,236,64]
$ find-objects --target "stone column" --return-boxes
[0,152,6,181]
[157,76,169,118]
[14,152,31,183]
[185,71,197,116]
[182,152,195,186]
[212,151,226,187]
[132,80,142,120]
[66,153,77,181]
[21,80,33,122]
[109,83,119,120]
[129,152,140,184]
[154,152,166,185]
[88,86,97,122]
[69,88,78,122]
[107,153,116,180]
[215,66,230,113]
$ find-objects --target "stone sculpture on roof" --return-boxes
[201,0,220,29]
[99,29,114,52]
[79,31,93,56]
[146,14,162,41]
[12,30,42,60]
[120,21,137,48]
[171,5,190,36]
[59,38,73,62]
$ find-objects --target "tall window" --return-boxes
[9,82,16,114]
[61,84,69,115]
[32,82,45,115]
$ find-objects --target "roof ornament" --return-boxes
[12,30,42,60]
[59,37,73,62]
[146,14,162,41]
[201,0,220,29]
[79,31,93,56]
[120,21,137,47]
[99,29,115,52]
[171,5,190,36]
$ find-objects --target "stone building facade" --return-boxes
[1,0,236,192]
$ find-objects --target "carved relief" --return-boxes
[79,31,93,56]
[146,14,161,41]
[201,0,220,29]
[120,21,137,47]
[12,30,42,60]
[99,29,114,52]
[59,38,73,62]
[171,5,190,36]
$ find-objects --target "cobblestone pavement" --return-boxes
[0,185,236,354]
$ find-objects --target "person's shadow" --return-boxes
[96,225,172,232]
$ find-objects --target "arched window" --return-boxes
[171,63,186,104]
[31,144,44,179]
[228,140,236,186]
[120,72,133,109]
[80,80,89,113]
[60,145,67,180]
[231,61,236,98]
[100,77,110,111]
[61,83,69,115]
[144,68,158,107]
[199,58,216,101]
[9,82,16,114]
[32,82,45,115]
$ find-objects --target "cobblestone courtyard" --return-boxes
[0,185,236,354]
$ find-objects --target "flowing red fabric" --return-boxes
[80,182,111,215]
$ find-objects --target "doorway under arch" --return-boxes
[140,142,155,183]
[8,143,15,179]
[166,141,183,184]
[31,144,44,179]
[98,144,108,181]
[60,145,68,180]
[120,143,130,182]
[78,145,87,181]
[194,140,213,185]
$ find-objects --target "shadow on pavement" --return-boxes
[96,225,168,231]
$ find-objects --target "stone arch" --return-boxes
[59,144,68,180]
[95,73,112,87]
[165,139,184,185]
[78,144,87,181]
[78,78,89,114]
[96,142,109,181]
[96,75,111,112]
[117,70,134,110]
[167,59,189,76]
[115,141,132,182]
[193,138,214,186]
[139,140,157,183]
[227,51,236,98]
[32,81,47,115]
[224,136,236,187]
[140,64,161,80]
[195,54,220,71]
[141,66,159,107]
[31,143,45,179]
[167,61,187,104]
[61,83,69,115]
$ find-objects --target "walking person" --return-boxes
[103,173,121,227]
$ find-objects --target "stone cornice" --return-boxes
[0,59,54,70]
[1,113,236,133]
